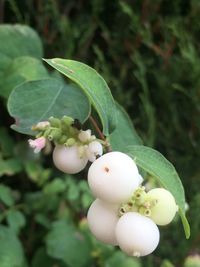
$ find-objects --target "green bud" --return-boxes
[133,187,147,205]
[58,135,68,144]
[61,116,74,126]
[138,206,151,217]
[48,129,62,141]
[43,128,52,137]
[49,117,61,127]
[65,138,76,146]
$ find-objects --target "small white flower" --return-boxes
[28,136,46,153]
[86,141,103,162]
[36,121,50,128]
[78,129,92,142]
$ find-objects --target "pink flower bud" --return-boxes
[28,137,46,153]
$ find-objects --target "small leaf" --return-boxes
[44,58,117,136]
[0,158,22,177]
[127,145,190,238]
[46,220,91,267]
[7,78,91,135]
[109,103,142,152]
[0,225,25,267]
[0,56,49,98]
[6,210,26,234]
[0,184,14,206]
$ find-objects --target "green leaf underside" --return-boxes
[127,145,190,238]
[7,78,91,135]
[110,103,142,152]
[43,58,117,136]
[0,56,49,98]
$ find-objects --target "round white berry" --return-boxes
[86,141,103,162]
[115,212,160,257]
[147,188,178,225]
[88,152,140,204]
[87,199,119,245]
[53,145,88,174]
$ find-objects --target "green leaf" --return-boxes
[109,103,142,152]
[6,210,26,234]
[46,220,91,267]
[24,161,51,185]
[106,250,141,267]
[127,145,190,238]
[0,56,49,98]
[0,184,14,206]
[0,225,25,267]
[0,24,43,71]
[0,158,22,177]
[7,78,91,135]
[43,178,66,195]
[44,58,117,136]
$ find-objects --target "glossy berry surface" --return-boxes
[53,145,88,174]
[87,199,119,245]
[88,152,140,204]
[115,212,160,257]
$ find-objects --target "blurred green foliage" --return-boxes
[0,0,200,266]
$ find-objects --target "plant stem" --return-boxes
[89,115,112,152]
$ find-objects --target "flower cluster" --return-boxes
[28,116,103,173]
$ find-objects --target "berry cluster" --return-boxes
[28,117,103,174]
[28,118,178,257]
[87,152,178,257]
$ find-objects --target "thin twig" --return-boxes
[89,115,112,152]
[89,116,105,140]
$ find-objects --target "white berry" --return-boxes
[88,152,140,204]
[147,188,178,225]
[115,212,160,257]
[87,199,119,245]
[53,145,88,174]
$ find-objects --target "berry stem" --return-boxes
[89,115,112,152]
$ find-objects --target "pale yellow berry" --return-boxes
[147,188,178,225]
